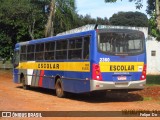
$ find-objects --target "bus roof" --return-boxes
[16,24,148,47]
[57,24,148,38]
[16,30,95,46]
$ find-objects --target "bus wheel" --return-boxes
[55,78,65,98]
[22,77,30,90]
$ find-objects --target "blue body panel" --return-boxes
[13,69,19,83]
[97,53,146,81]
[41,69,91,93]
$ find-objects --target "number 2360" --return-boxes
[100,58,110,62]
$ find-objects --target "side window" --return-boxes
[83,36,90,60]
[45,42,55,60]
[68,38,82,60]
[56,40,67,60]
[56,40,67,50]
[20,45,27,61]
[27,45,35,61]
[35,43,44,60]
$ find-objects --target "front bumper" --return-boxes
[90,80,146,91]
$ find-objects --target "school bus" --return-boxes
[13,25,146,97]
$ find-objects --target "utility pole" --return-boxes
[45,0,55,37]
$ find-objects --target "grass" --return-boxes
[146,75,160,86]
[0,60,12,69]
[143,97,152,101]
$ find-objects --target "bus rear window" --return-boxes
[98,31,145,55]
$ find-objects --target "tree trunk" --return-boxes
[29,18,35,40]
[45,0,55,37]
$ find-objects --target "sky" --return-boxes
[76,0,148,19]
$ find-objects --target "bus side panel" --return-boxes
[31,70,41,87]
[63,72,91,93]
[13,69,19,83]
[63,79,90,93]
[18,69,31,85]
[90,31,98,68]
[41,71,64,89]
[14,69,28,84]
[39,70,91,93]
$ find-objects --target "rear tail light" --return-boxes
[92,64,102,81]
[140,64,146,80]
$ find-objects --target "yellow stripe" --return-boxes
[17,62,90,72]
[100,62,144,72]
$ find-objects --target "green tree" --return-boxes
[109,11,148,27]
[105,0,160,41]
[96,17,109,25]
[0,0,77,61]
[146,0,155,16]
[0,32,12,61]
[45,0,77,36]
[73,14,109,27]
[147,0,160,41]
[104,0,143,9]
[0,0,33,61]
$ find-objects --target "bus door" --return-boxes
[13,47,20,83]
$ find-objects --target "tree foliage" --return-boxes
[104,0,143,9]
[0,0,79,61]
[147,0,160,41]
[0,0,49,61]
[105,0,160,41]
[73,14,109,28]
[146,0,155,16]
[0,0,110,61]
[45,0,77,36]
[109,11,148,27]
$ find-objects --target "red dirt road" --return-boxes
[0,69,160,120]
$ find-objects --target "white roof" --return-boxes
[57,24,148,38]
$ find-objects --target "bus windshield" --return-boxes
[98,31,145,55]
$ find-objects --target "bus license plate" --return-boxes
[115,82,128,85]
[117,76,126,80]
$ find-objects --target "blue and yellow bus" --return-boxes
[13,25,146,97]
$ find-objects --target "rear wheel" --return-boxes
[22,77,30,90]
[55,78,65,98]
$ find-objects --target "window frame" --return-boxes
[97,30,145,56]
[27,44,35,61]
[68,37,83,60]
[45,41,55,60]
[19,35,91,62]
[20,45,27,61]
[35,43,44,61]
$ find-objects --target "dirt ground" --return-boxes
[0,69,160,120]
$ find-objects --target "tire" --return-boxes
[22,77,30,90]
[55,78,65,98]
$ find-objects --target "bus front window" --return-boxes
[98,31,145,55]
[13,50,20,68]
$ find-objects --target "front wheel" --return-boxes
[22,77,30,90]
[55,78,65,98]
